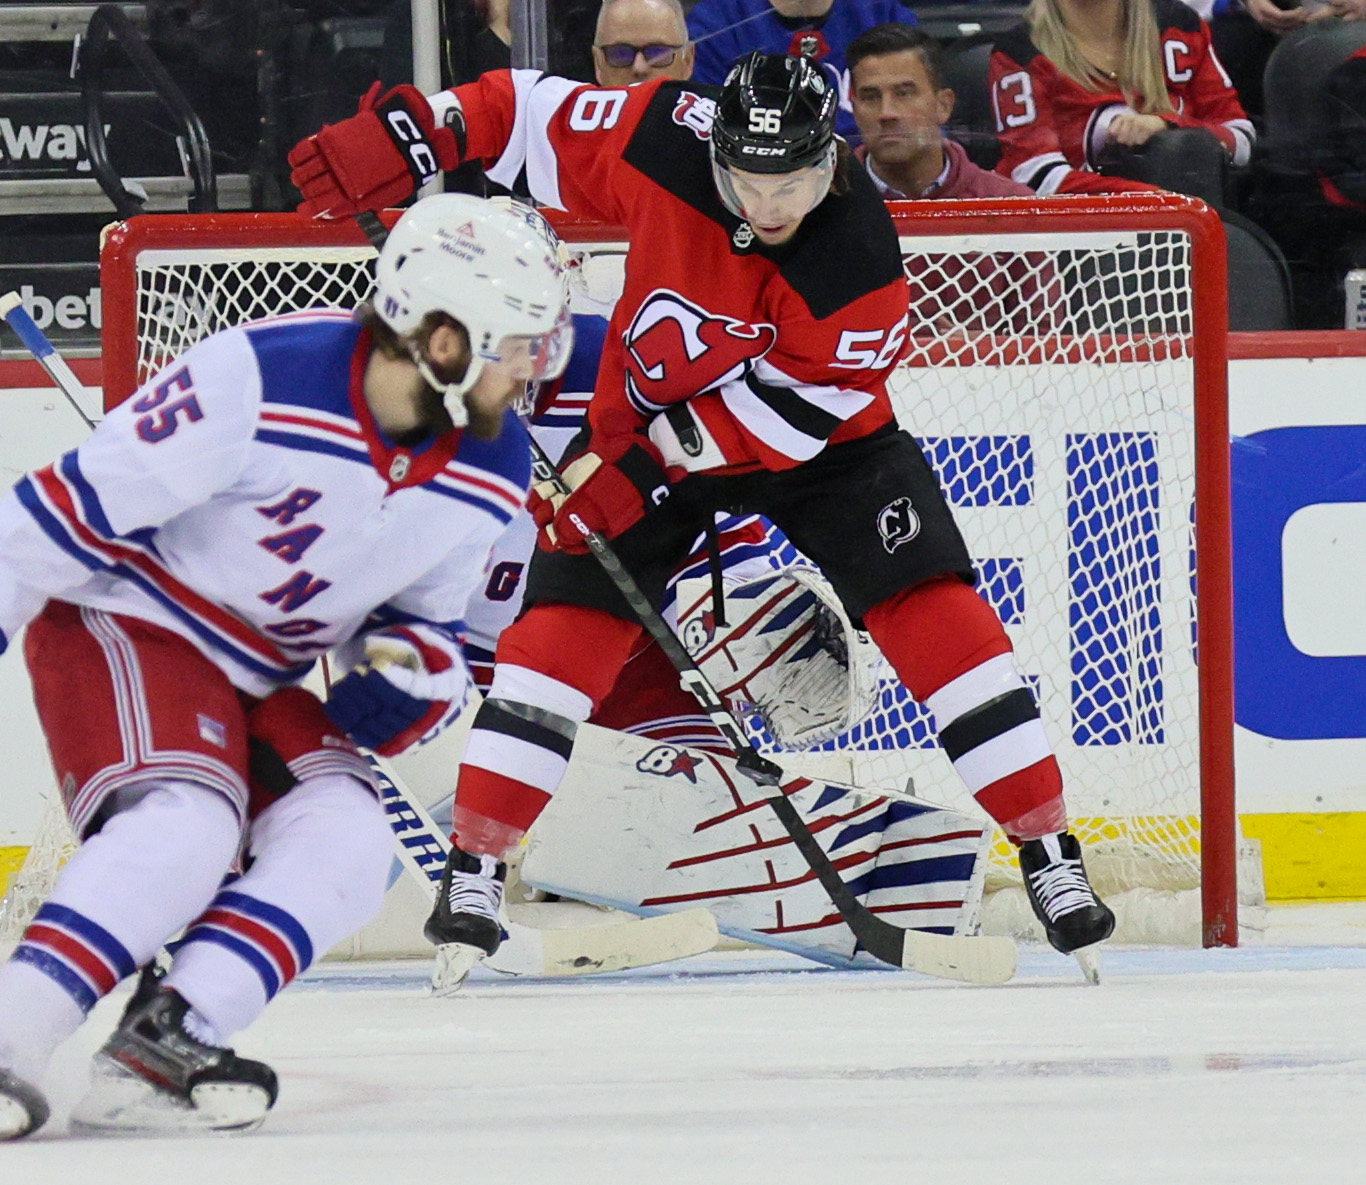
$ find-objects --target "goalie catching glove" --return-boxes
[325,624,473,755]
[675,562,880,748]
[528,436,671,553]
[288,83,459,219]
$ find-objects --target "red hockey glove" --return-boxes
[528,437,671,553]
[288,82,461,219]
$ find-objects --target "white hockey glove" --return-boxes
[675,563,881,748]
[647,394,758,475]
[325,624,474,756]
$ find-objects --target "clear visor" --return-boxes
[711,147,836,228]
[480,305,575,385]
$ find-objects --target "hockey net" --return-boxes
[1,195,1234,949]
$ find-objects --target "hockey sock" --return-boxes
[0,781,241,1081]
[455,605,639,847]
[591,639,732,753]
[864,578,1066,839]
[165,774,390,1041]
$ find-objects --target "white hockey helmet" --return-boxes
[373,193,573,424]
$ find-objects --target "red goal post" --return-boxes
[99,194,1236,947]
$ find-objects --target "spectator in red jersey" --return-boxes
[593,0,696,86]
[848,24,1036,198]
[990,0,1255,198]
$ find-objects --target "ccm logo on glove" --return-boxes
[528,438,671,552]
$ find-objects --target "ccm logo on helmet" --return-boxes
[877,496,921,553]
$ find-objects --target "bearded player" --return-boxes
[0,194,570,1138]
[289,51,1116,981]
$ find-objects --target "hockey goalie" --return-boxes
[423,518,993,978]
[512,556,993,969]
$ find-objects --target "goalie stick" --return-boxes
[0,286,718,983]
[351,209,1013,985]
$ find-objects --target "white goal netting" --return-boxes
[1,198,1233,948]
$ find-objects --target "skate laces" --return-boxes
[443,854,503,920]
[1027,855,1096,920]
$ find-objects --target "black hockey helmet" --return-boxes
[711,51,837,176]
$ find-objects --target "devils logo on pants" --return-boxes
[877,496,921,553]
[624,290,777,415]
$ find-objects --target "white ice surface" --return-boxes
[9,930,1366,1184]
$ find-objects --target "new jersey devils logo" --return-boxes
[877,496,921,553]
[789,30,831,60]
[636,744,702,783]
[624,290,778,415]
[671,91,716,140]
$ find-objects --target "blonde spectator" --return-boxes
[990,0,1254,196]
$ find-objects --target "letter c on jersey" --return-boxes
[1233,425,1366,740]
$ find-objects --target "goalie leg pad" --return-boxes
[518,723,990,965]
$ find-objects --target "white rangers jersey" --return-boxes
[0,312,530,698]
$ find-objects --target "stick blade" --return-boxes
[536,909,720,977]
[900,930,1017,985]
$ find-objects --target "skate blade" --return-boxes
[71,1068,271,1135]
[431,942,487,996]
[0,1095,40,1141]
[901,930,1017,985]
[1072,944,1102,985]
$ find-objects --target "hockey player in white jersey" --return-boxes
[0,193,571,1140]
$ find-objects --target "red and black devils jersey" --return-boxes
[989,0,1253,196]
[430,72,909,471]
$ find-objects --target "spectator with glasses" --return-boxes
[593,0,696,85]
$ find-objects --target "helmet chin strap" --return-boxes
[409,342,480,430]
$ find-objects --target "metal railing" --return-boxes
[77,2,217,218]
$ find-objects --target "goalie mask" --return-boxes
[674,562,880,749]
[374,193,574,426]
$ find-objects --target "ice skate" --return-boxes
[71,969,278,1135]
[0,1066,49,1141]
[1019,832,1115,982]
[424,847,506,996]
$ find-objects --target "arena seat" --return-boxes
[943,36,999,170]
[1262,19,1366,178]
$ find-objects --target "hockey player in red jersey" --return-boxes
[989,0,1254,196]
[289,50,1116,981]
[0,195,571,1139]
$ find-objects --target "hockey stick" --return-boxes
[0,292,97,429]
[350,211,1012,984]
